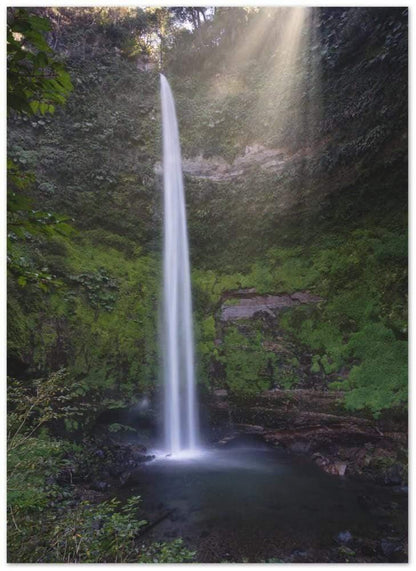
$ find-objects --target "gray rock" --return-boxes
[234,423,265,433]
[336,530,353,544]
[214,389,228,398]
[221,291,323,321]
[290,549,308,561]
[182,145,290,183]
[380,538,404,557]
[384,463,404,485]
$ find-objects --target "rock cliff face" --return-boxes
[220,289,323,321]
[175,7,407,266]
[183,144,302,182]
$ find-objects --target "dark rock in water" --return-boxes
[105,442,154,476]
[140,454,155,463]
[384,463,404,485]
[130,444,148,457]
[312,453,347,476]
[234,423,264,434]
[380,538,405,558]
[336,530,353,544]
[289,549,308,561]
[218,433,239,446]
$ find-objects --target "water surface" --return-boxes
[123,442,407,562]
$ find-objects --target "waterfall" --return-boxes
[160,74,199,455]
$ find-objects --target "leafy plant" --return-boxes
[7,8,73,116]
[222,326,277,395]
[8,481,196,563]
[49,496,147,563]
[343,323,407,415]
[137,538,196,563]
[7,370,75,450]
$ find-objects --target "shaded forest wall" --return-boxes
[7,7,407,424]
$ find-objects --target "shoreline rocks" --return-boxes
[208,388,407,486]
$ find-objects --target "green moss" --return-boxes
[221,326,277,396]
[310,355,321,374]
[343,324,407,415]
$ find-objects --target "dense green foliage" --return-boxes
[7,8,407,410]
[191,224,407,414]
[7,8,73,115]
[8,432,195,563]
[8,6,407,412]
[278,228,407,413]
[7,373,195,563]
[7,7,74,286]
[8,233,160,415]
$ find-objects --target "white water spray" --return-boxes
[160,74,199,455]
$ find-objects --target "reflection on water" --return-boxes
[121,443,407,562]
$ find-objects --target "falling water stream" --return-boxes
[160,74,199,455]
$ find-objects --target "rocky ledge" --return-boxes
[221,289,323,321]
[54,437,155,496]
[181,143,321,183]
[209,388,407,486]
